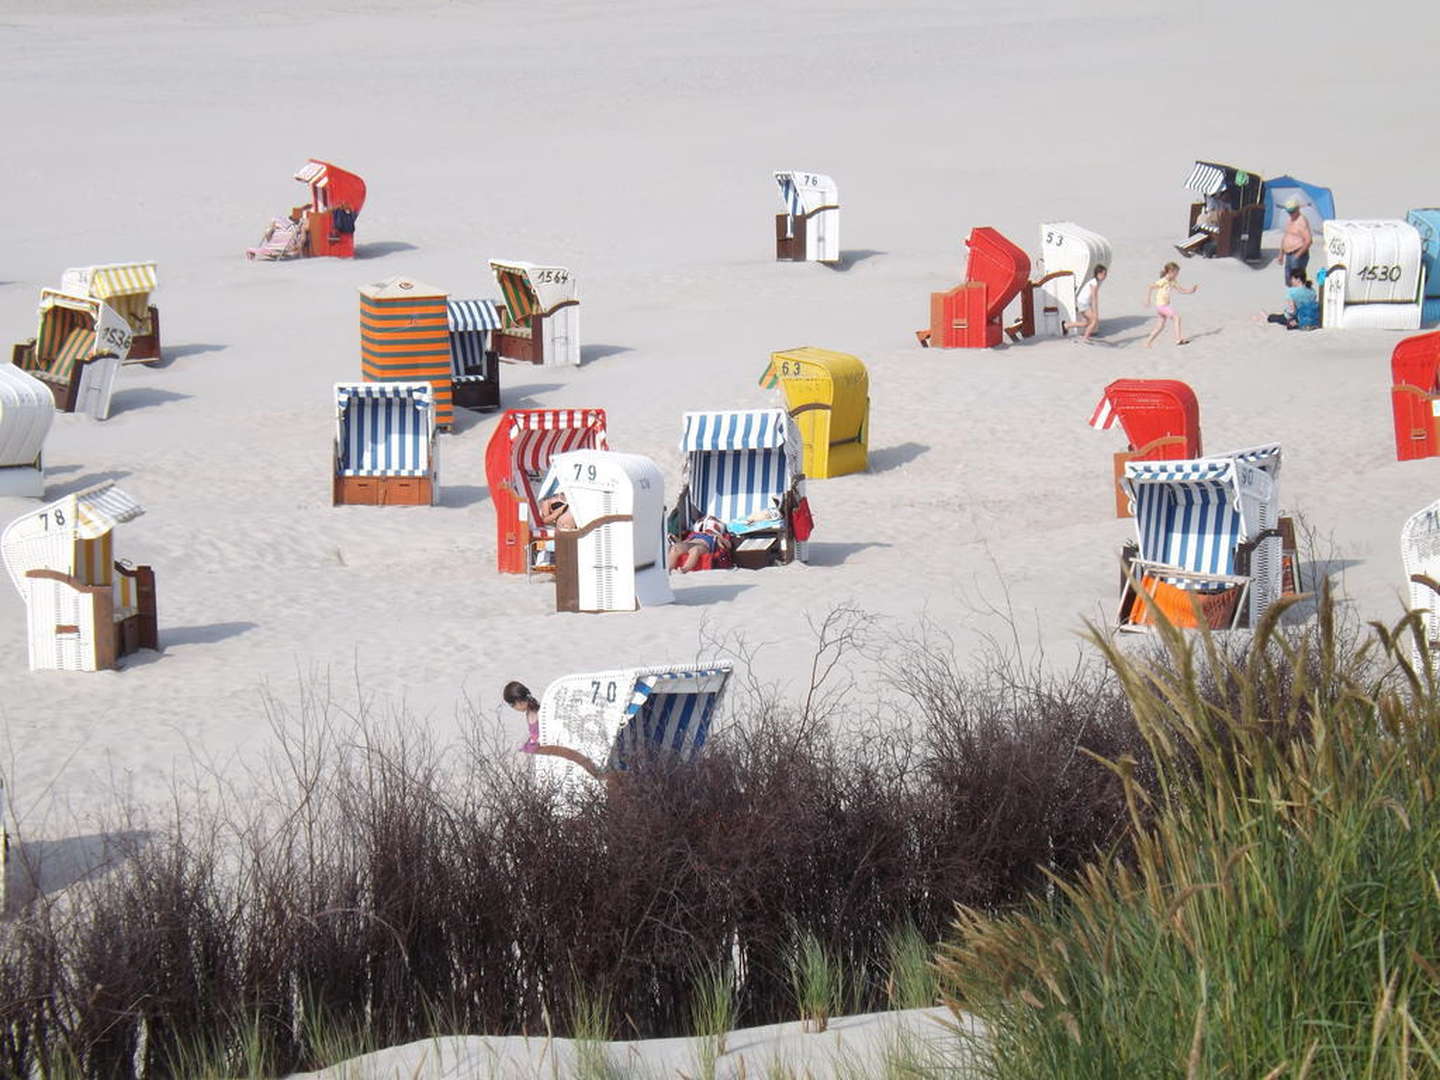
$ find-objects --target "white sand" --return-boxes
[284,1006,966,1080]
[0,0,1436,896]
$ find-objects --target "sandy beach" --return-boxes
[1,0,1438,994]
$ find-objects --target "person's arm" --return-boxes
[1177,283,1198,294]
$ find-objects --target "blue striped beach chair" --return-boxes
[332,382,438,506]
[1118,444,1283,630]
[447,299,503,411]
[678,409,810,568]
[531,664,733,787]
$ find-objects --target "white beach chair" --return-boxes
[531,664,733,792]
[1118,445,1284,631]
[1,481,159,671]
[1402,500,1440,668]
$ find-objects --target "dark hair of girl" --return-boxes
[502,681,540,711]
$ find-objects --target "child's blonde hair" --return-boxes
[1160,261,1180,277]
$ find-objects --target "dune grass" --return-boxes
[938,593,1440,1077]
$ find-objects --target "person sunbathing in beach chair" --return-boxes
[668,516,733,573]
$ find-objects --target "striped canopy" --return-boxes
[294,161,326,183]
[774,171,838,216]
[74,482,145,540]
[1124,444,1281,586]
[64,263,157,300]
[682,409,791,451]
[447,299,504,332]
[1184,162,1228,196]
[489,260,576,320]
[611,666,732,771]
[682,409,799,525]
[1087,392,1120,430]
[335,382,435,477]
[505,409,609,518]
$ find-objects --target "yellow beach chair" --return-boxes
[760,347,869,479]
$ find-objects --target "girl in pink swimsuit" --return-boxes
[1145,261,1198,347]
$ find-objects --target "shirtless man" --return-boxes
[1275,198,1313,283]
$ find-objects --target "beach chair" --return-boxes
[447,299,503,411]
[0,366,55,498]
[1011,223,1113,339]
[1,481,158,672]
[60,263,161,363]
[1390,331,1440,461]
[295,159,366,259]
[774,171,840,263]
[1402,499,1440,667]
[485,409,610,574]
[489,261,580,368]
[246,217,306,261]
[1321,220,1425,331]
[1088,379,1202,517]
[359,277,454,430]
[1117,444,1284,631]
[1407,209,1440,326]
[537,450,673,612]
[760,347,869,478]
[530,664,733,789]
[11,290,129,419]
[676,409,811,570]
[332,383,439,506]
[1177,161,1265,262]
[922,228,1030,349]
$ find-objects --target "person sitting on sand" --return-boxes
[668,517,732,573]
[1261,270,1320,330]
[1145,262,1198,347]
[1063,264,1107,340]
[503,680,542,753]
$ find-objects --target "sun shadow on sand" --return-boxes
[45,470,131,498]
[823,249,885,272]
[161,343,228,364]
[114,622,258,666]
[448,408,503,435]
[439,485,489,509]
[354,241,418,259]
[580,344,633,366]
[499,383,566,409]
[1279,558,1363,623]
[671,582,756,604]
[109,388,192,416]
[5,830,151,910]
[804,540,891,566]
[867,442,928,472]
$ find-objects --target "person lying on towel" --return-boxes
[668,516,733,573]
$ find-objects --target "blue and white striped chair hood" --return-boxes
[535,664,733,785]
[1122,444,1281,585]
[447,300,502,380]
[611,666,731,770]
[335,382,435,476]
[681,409,801,525]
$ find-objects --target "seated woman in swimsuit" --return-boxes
[667,518,733,572]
